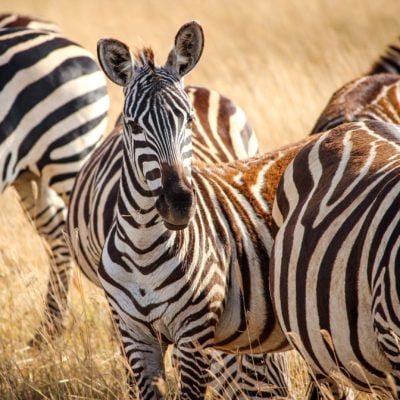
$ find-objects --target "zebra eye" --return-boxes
[186,116,194,130]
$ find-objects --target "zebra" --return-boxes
[311,37,400,135]
[271,119,400,398]
[1,14,286,398]
[67,21,294,399]
[0,16,286,397]
[0,23,109,343]
[280,36,400,400]
[73,89,289,400]
[0,13,61,32]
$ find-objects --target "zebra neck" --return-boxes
[117,149,161,224]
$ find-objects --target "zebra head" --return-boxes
[97,22,204,230]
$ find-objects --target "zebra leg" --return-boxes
[174,341,211,400]
[306,375,355,400]
[207,352,292,399]
[239,353,292,399]
[117,321,167,400]
[13,171,73,345]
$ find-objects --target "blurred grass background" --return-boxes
[0,0,399,398]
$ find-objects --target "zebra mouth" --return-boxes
[164,221,189,231]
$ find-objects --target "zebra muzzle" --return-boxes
[155,185,196,231]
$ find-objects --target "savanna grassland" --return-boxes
[0,0,399,398]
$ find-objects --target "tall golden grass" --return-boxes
[0,0,399,398]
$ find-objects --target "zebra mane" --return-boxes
[134,47,156,70]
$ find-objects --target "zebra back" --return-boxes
[311,34,400,134]
[0,19,109,344]
[0,27,109,198]
[187,86,258,162]
[0,13,61,33]
[311,74,400,134]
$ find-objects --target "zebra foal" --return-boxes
[67,21,295,399]
[0,20,109,342]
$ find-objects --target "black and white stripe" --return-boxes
[68,22,292,400]
[271,120,400,397]
[0,13,61,33]
[0,21,109,342]
[312,36,400,135]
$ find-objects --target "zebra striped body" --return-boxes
[311,73,400,134]
[0,24,109,341]
[312,37,400,135]
[0,13,61,32]
[271,120,400,396]
[68,85,259,288]
[68,73,291,400]
[67,23,293,399]
[68,120,294,399]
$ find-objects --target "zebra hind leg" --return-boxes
[13,171,74,346]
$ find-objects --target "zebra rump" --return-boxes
[0,19,109,343]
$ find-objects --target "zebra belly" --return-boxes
[213,265,287,353]
[273,213,394,391]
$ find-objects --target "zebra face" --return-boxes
[97,21,204,230]
[123,77,197,230]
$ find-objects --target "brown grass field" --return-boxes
[0,0,400,398]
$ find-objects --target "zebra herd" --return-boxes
[2,11,400,400]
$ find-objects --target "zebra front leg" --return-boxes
[174,341,212,400]
[118,322,167,399]
[13,172,73,345]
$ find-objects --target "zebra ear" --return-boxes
[165,21,204,78]
[97,38,133,86]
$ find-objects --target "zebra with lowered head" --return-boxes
[67,21,294,399]
[0,20,109,343]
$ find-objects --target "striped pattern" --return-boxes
[271,120,400,397]
[69,83,291,400]
[311,74,400,134]
[206,352,290,399]
[312,38,400,135]
[0,22,109,342]
[0,13,61,32]
[369,38,400,75]
[67,22,293,399]
[187,86,258,163]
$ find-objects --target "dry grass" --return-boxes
[0,0,399,398]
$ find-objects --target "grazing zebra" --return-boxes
[0,24,109,342]
[67,21,294,399]
[271,120,400,397]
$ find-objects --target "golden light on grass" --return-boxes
[0,0,399,398]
